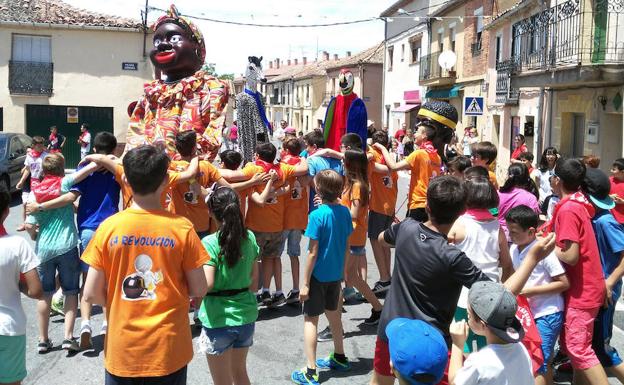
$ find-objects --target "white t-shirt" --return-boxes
[25,151,47,180]
[0,235,40,336]
[455,343,533,385]
[536,168,554,204]
[510,240,565,318]
[80,132,92,153]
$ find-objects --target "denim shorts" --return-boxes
[199,323,255,355]
[79,228,96,272]
[0,335,26,383]
[350,246,366,256]
[38,247,81,295]
[278,229,303,257]
[535,311,564,374]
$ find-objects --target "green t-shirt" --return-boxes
[198,230,260,328]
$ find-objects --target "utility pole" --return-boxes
[142,0,149,57]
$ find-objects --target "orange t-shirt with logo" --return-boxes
[405,149,442,210]
[242,162,295,233]
[368,148,398,216]
[81,208,210,377]
[169,160,222,232]
[282,158,308,231]
[114,164,181,210]
[341,182,369,247]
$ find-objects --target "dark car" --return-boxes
[0,133,32,192]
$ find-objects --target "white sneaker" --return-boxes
[79,324,93,350]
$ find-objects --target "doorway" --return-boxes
[571,113,585,158]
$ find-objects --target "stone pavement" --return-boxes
[6,174,623,384]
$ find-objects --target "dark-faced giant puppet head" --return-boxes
[150,5,206,81]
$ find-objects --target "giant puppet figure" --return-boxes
[236,56,271,163]
[125,5,228,160]
[323,69,368,151]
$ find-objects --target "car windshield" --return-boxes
[0,137,7,160]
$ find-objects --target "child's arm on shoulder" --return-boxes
[83,267,107,306]
[81,154,119,174]
[372,143,411,171]
[371,161,390,174]
[176,156,199,184]
[498,229,515,281]
[69,161,100,186]
[227,172,270,192]
[19,268,43,299]
[300,239,319,302]
[449,320,470,385]
[521,272,569,297]
[311,148,343,160]
[292,157,309,177]
[250,178,274,206]
[555,240,580,266]
[504,233,555,295]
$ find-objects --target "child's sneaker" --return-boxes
[79,323,93,350]
[259,291,271,306]
[62,338,80,352]
[269,292,286,308]
[317,326,333,342]
[372,280,391,297]
[316,353,351,371]
[291,368,320,385]
[363,309,382,326]
[37,339,53,354]
[343,287,358,304]
[286,290,300,304]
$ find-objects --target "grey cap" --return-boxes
[468,281,524,343]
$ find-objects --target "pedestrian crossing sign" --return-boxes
[464,96,484,116]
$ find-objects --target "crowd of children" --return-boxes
[1,99,624,385]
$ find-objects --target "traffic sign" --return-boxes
[464,96,484,116]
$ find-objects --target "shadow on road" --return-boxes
[317,357,374,382]
[257,303,302,321]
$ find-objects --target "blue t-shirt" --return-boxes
[26,175,78,262]
[71,166,120,231]
[304,203,353,282]
[592,210,624,286]
[307,155,344,213]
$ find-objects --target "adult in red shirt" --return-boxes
[609,158,624,224]
[511,134,528,160]
[393,123,406,141]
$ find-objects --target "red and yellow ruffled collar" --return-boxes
[143,70,217,108]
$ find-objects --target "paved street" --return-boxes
[6,175,624,385]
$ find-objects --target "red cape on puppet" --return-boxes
[322,93,368,151]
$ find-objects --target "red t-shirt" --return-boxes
[554,202,605,309]
[610,176,624,224]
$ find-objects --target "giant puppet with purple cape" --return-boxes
[322,69,367,151]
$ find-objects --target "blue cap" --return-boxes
[386,318,448,385]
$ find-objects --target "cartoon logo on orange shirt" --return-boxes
[122,254,163,301]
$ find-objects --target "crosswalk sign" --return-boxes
[464,96,484,116]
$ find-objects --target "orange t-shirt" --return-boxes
[242,162,295,233]
[341,182,369,247]
[169,160,222,232]
[488,170,499,189]
[114,164,181,210]
[81,208,210,377]
[405,149,442,210]
[282,159,309,231]
[368,148,398,216]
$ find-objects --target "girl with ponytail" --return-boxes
[198,187,260,385]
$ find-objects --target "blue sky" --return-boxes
[63,0,396,74]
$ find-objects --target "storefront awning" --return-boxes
[425,85,464,99]
[392,104,420,113]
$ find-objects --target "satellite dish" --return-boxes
[438,50,457,70]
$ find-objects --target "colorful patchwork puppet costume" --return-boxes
[126,4,228,161]
[323,69,368,151]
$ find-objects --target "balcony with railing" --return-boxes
[511,0,624,73]
[419,52,456,85]
[9,61,53,96]
[471,40,483,57]
[495,60,520,105]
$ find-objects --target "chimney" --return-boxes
[303,57,307,65]
[287,59,291,66]
[269,61,273,69]
[346,51,352,57]
[294,58,298,65]
[322,51,329,61]
[275,58,280,68]
[333,54,339,61]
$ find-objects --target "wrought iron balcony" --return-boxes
[9,61,53,96]
[471,41,482,57]
[495,60,519,105]
[419,52,456,82]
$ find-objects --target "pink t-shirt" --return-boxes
[229,125,238,141]
[498,188,540,240]
[554,201,605,309]
[610,176,624,224]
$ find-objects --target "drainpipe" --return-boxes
[142,0,149,58]
[534,86,544,157]
[547,88,554,147]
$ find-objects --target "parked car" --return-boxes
[0,133,32,192]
